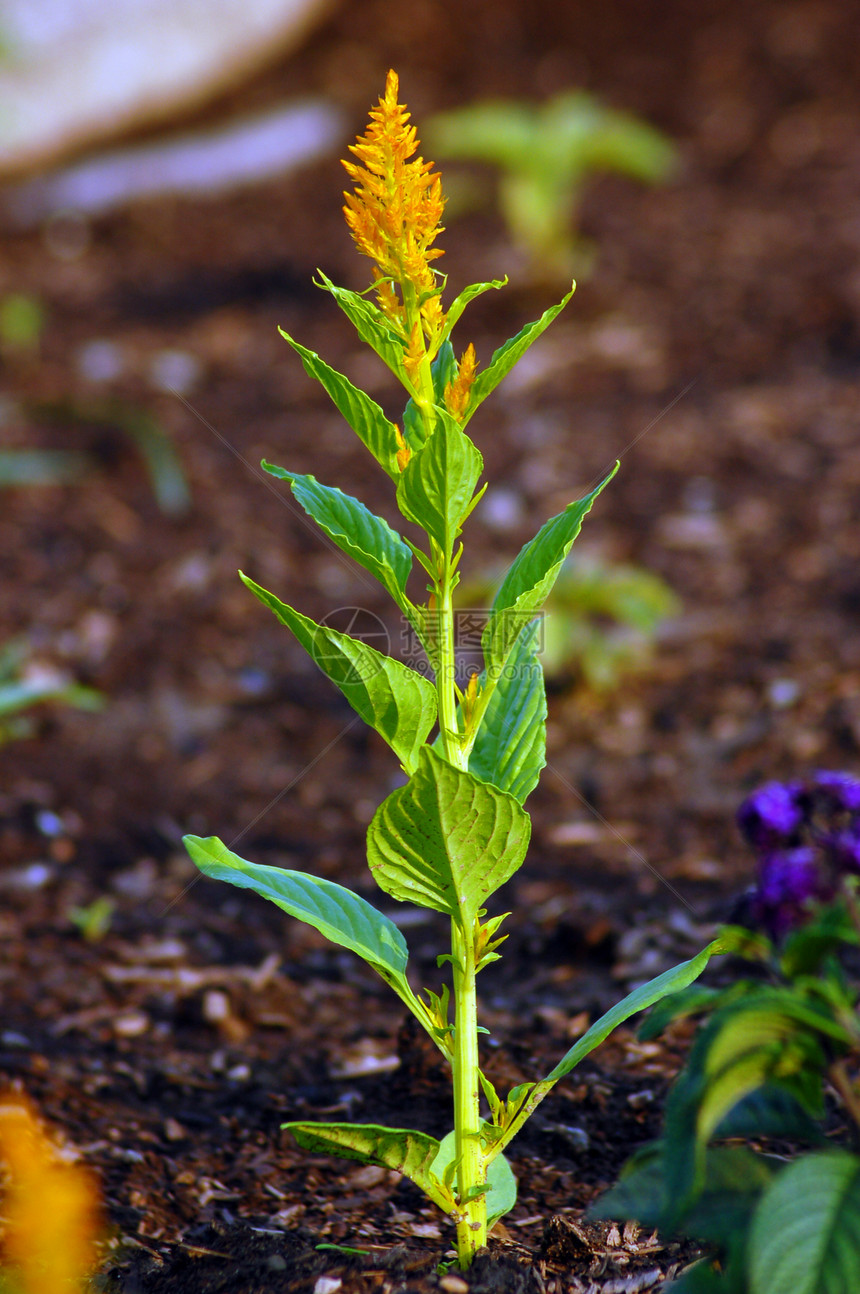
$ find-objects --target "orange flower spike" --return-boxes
[393,424,412,472]
[444,343,478,421]
[342,70,446,348]
[0,1096,101,1294]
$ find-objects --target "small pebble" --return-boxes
[113,1010,149,1037]
[149,348,201,395]
[35,809,65,837]
[313,1278,342,1294]
[76,339,125,383]
[266,1255,287,1272]
[1,1031,31,1048]
[440,1277,469,1294]
[481,486,525,531]
[768,677,800,708]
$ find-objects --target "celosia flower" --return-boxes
[0,1095,101,1294]
[444,344,478,421]
[737,781,804,848]
[342,70,446,353]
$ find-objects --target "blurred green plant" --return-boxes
[1,398,190,514]
[68,896,115,942]
[0,638,102,745]
[592,773,860,1292]
[425,90,676,280]
[459,555,679,690]
[0,292,44,356]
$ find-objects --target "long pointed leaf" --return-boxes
[545,938,728,1082]
[486,938,728,1162]
[367,746,530,924]
[183,835,412,997]
[483,466,617,673]
[262,462,413,613]
[464,284,575,424]
[278,327,401,477]
[284,1122,455,1214]
[241,574,435,773]
[314,271,408,386]
[468,619,546,803]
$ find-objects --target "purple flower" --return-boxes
[737,782,804,848]
[757,848,820,906]
[751,847,823,939]
[829,828,860,876]
[813,771,860,814]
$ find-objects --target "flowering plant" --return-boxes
[183,72,724,1267]
[593,771,860,1293]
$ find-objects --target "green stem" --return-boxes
[451,919,487,1264]
[402,272,486,1262]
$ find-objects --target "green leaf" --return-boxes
[483,467,618,673]
[183,834,414,996]
[749,1151,860,1294]
[430,1131,518,1226]
[468,619,546,803]
[545,939,728,1083]
[402,342,459,450]
[441,278,508,344]
[278,326,401,478]
[262,463,414,613]
[314,271,408,386]
[714,1087,828,1146]
[240,574,435,773]
[463,284,575,424]
[366,746,530,924]
[284,1122,455,1215]
[396,408,483,555]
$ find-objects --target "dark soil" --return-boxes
[2,0,860,1289]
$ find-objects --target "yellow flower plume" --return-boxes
[342,70,446,351]
[0,1095,101,1294]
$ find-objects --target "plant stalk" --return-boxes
[451,918,487,1264]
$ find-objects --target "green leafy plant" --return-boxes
[183,71,722,1268]
[0,638,102,745]
[425,90,676,280]
[593,772,860,1293]
[459,555,679,690]
[0,292,44,356]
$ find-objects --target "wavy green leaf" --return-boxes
[749,1151,860,1294]
[545,938,728,1082]
[463,284,575,424]
[483,466,617,673]
[314,271,408,386]
[284,1122,455,1214]
[241,574,435,773]
[468,619,546,803]
[279,326,400,477]
[183,835,414,998]
[485,939,727,1164]
[367,746,530,924]
[396,409,483,555]
[262,463,413,613]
